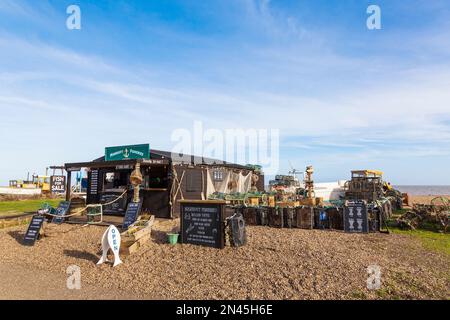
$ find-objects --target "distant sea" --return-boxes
[394,185,450,196]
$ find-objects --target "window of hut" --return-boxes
[213,169,224,181]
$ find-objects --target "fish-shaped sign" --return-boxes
[97,225,122,267]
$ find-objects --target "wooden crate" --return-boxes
[247,197,260,207]
[242,207,258,225]
[120,215,155,256]
[268,207,283,228]
[276,201,300,208]
[268,196,276,207]
[256,207,269,226]
[283,208,294,228]
[298,198,316,206]
[327,207,343,230]
[295,207,314,229]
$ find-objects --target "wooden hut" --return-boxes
[64,144,264,218]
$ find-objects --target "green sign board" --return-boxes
[105,144,150,161]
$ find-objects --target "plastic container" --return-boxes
[167,233,179,245]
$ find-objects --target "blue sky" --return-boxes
[0,0,449,185]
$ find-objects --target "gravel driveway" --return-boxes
[0,219,448,300]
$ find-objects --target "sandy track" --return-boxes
[0,220,448,300]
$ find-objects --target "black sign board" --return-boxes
[89,170,99,196]
[24,215,45,246]
[52,201,70,224]
[50,175,66,194]
[344,201,369,233]
[123,200,143,229]
[180,200,225,249]
[100,193,127,215]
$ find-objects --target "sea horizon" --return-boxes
[394,185,450,196]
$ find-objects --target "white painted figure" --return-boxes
[356,218,363,230]
[356,207,362,217]
[97,225,122,267]
[348,218,354,230]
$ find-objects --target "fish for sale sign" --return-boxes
[50,175,66,194]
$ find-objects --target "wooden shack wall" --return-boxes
[83,163,265,219]
[171,164,264,218]
[172,165,207,218]
[142,191,170,218]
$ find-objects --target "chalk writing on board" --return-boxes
[181,203,224,249]
[24,215,45,246]
[123,200,142,229]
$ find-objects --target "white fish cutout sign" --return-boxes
[97,225,122,267]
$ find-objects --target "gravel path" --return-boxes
[0,262,145,300]
[0,220,448,300]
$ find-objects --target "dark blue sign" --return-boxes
[344,201,369,233]
[24,215,45,246]
[123,200,143,229]
[52,201,70,224]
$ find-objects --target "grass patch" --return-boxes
[387,209,449,255]
[0,199,62,216]
[389,227,450,256]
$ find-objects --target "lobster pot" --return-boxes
[291,207,298,228]
[327,207,343,230]
[314,208,330,229]
[368,208,381,232]
[256,207,269,226]
[283,208,294,228]
[268,207,284,228]
[295,207,314,229]
[242,207,258,225]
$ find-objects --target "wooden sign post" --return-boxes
[180,200,225,249]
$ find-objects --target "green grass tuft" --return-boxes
[389,227,450,256]
[0,199,62,216]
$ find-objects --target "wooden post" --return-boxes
[66,171,71,201]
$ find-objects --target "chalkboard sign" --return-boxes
[52,201,70,224]
[122,200,143,229]
[50,175,66,194]
[344,201,369,233]
[24,215,45,246]
[100,193,127,215]
[180,200,225,249]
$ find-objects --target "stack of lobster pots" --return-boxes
[236,205,344,230]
